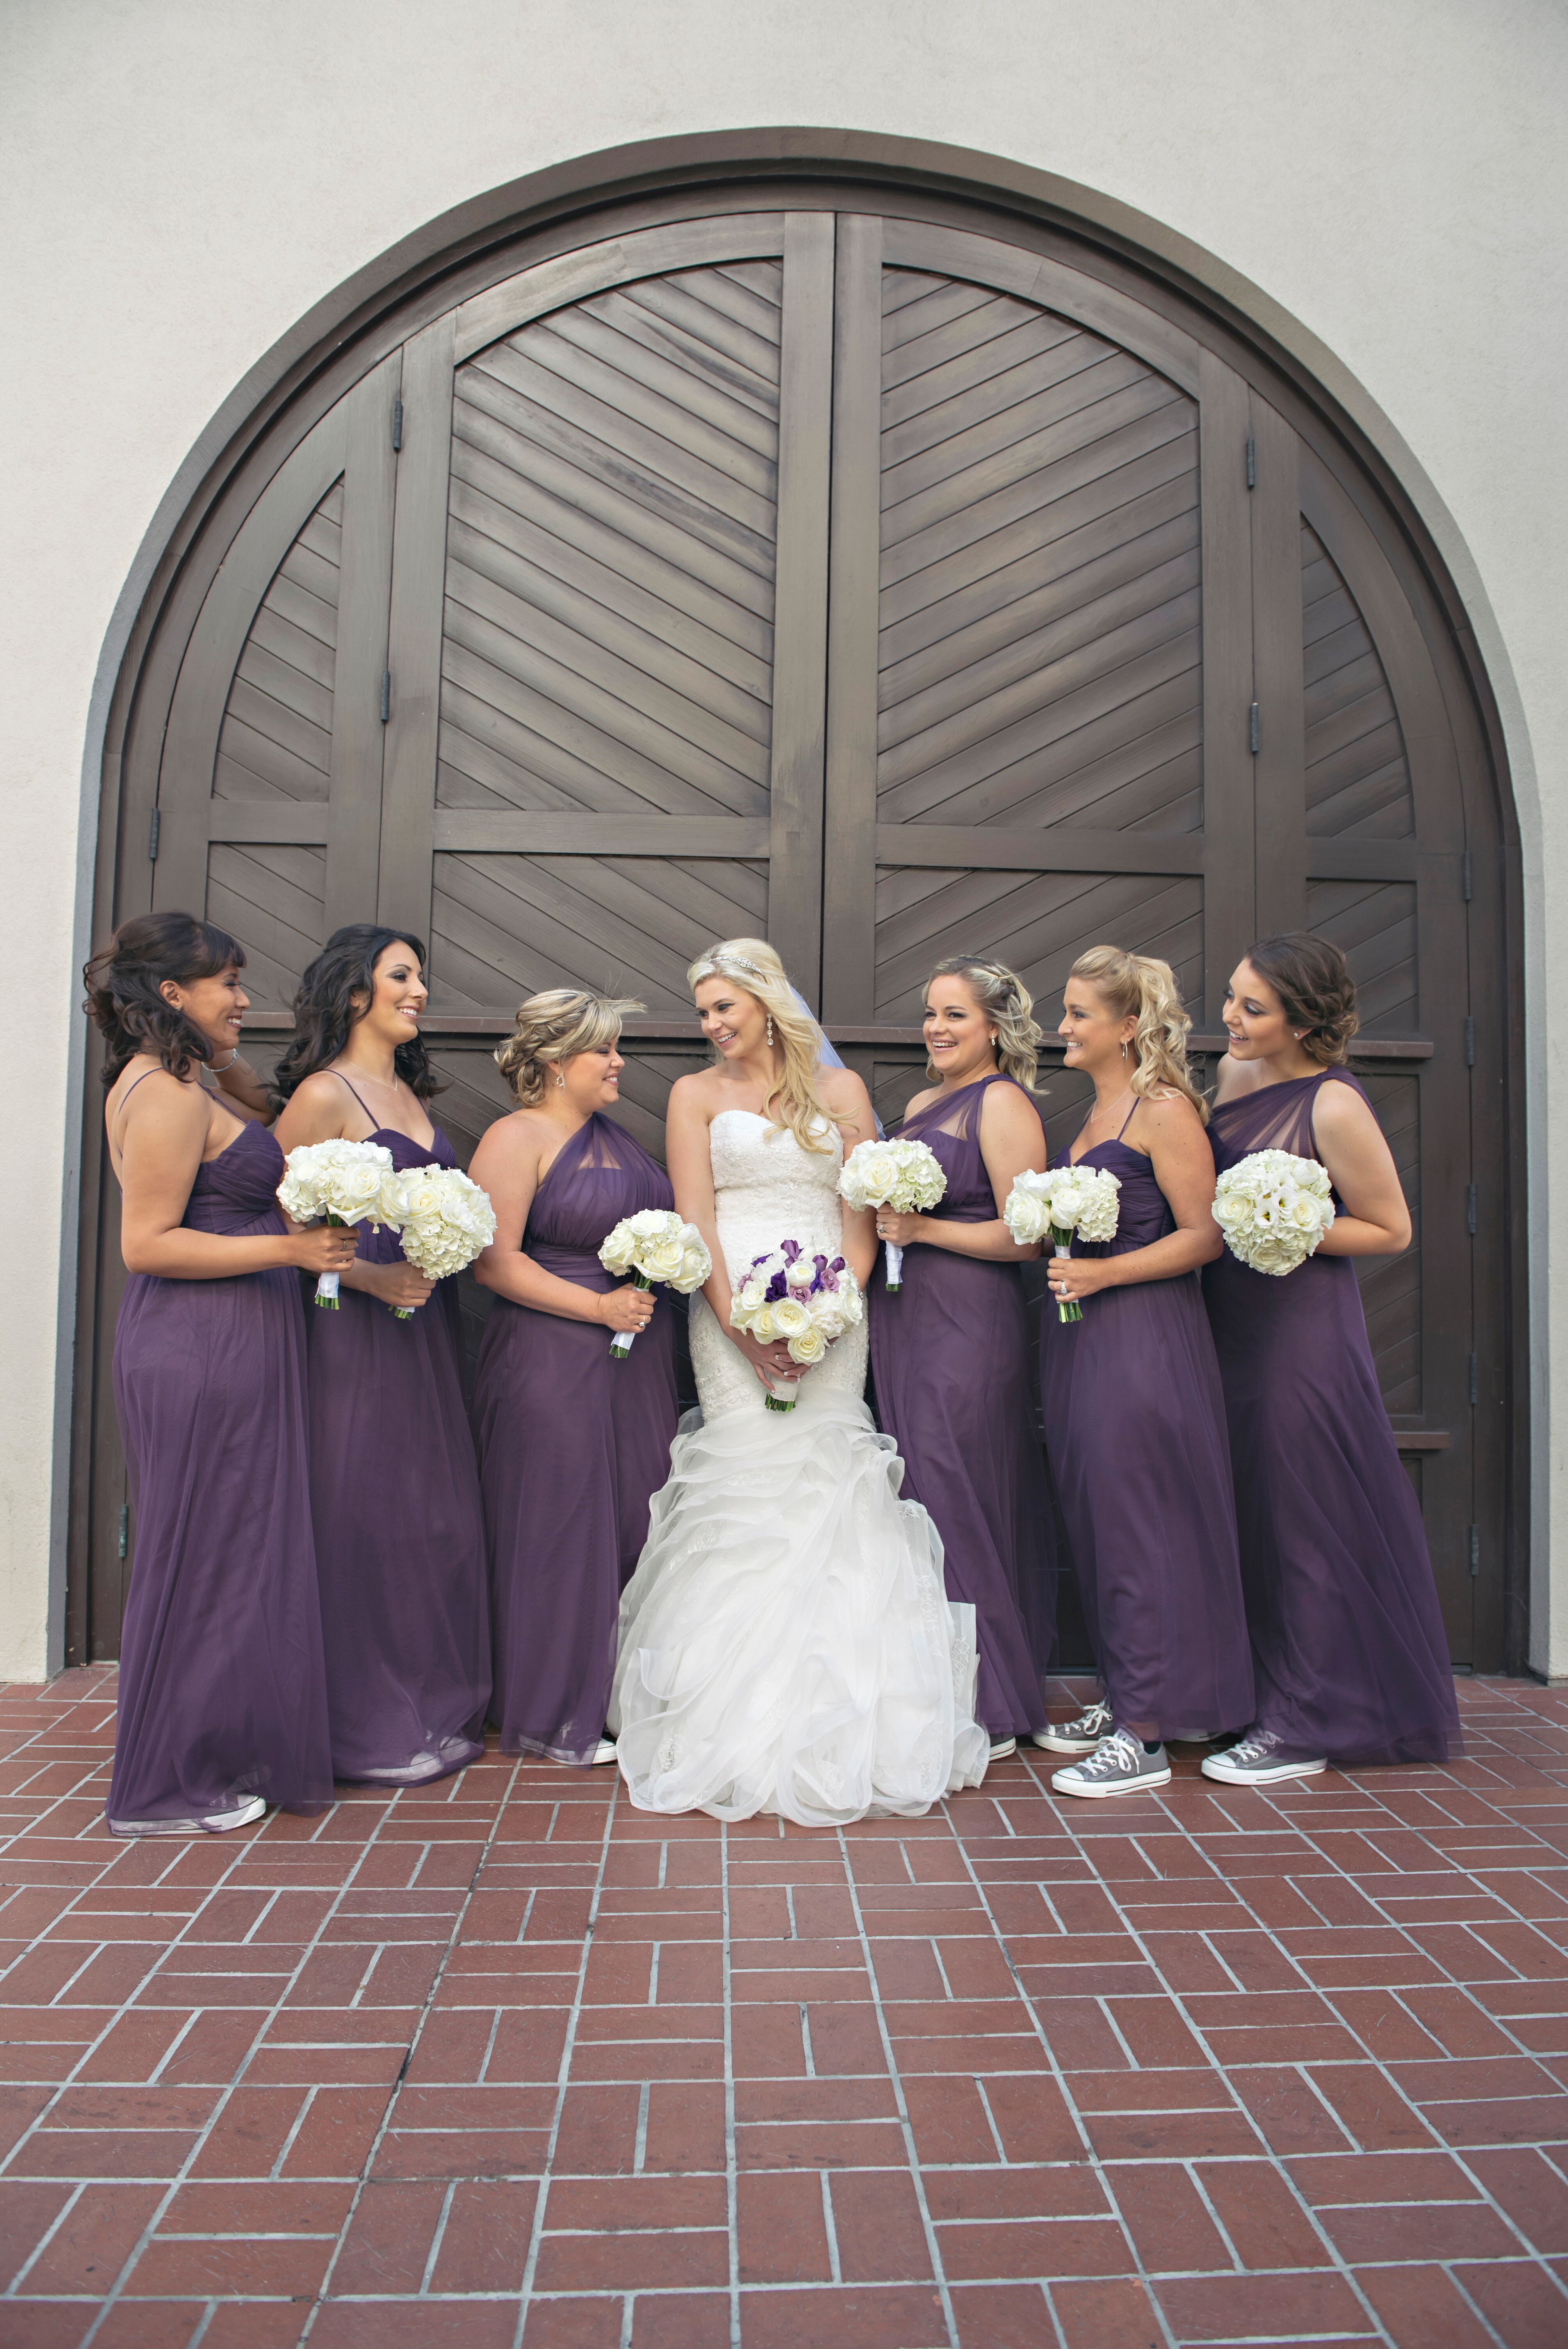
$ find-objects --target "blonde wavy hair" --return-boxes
[1068,945,1208,1124]
[923,955,1044,1091]
[495,987,644,1104]
[686,937,839,1154]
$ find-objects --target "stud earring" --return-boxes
[1294,1030,1306,1041]
[766,1014,773,1047]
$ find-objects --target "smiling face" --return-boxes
[695,975,769,1060]
[159,963,249,1056]
[923,973,998,1085]
[1222,959,1300,1062]
[1058,975,1135,1079]
[557,1035,625,1113]
[353,940,428,1049]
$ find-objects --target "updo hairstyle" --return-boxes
[1244,932,1359,1066]
[686,936,838,1153]
[923,955,1044,1091]
[495,987,644,1103]
[84,911,246,1088]
[1069,945,1208,1124]
[271,925,441,1110]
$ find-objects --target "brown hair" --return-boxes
[1243,933,1359,1066]
[1068,945,1208,1123]
[923,956,1044,1091]
[84,911,246,1088]
[495,987,644,1103]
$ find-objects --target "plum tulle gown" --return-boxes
[1042,1104,1254,1741]
[1205,1069,1460,1764]
[305,1082,489,1784]
[870,1075,1055,1738]
[473,1114,679,1764]
[107,1105,332,1831]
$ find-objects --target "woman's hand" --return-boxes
[1046,1253,1115,1305]
[598,1282,657,1336]
[290,1225,361,1277]
[734,1326,797,1383]
[354,1259,436,1311]
[874,1210,925,1248]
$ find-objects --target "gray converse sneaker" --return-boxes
[988,1735,1017,1761]
[1201,1731,1326,1786]
[1031,1700,1111,1755]
[1052,1729,1171,1798]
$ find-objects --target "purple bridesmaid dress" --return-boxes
[305,1088,490,1784]
[108,1112,332,1830]
[870,1075,1055,1737]
[1042,1107,1254,1741]
[1205,1070,1461,1764]
[474,1114,679,1763]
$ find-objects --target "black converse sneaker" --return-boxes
[1051,1729,1171,1798]
[1031,1700,1111,1755]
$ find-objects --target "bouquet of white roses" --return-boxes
[276,1138,398,1307]
[598,1210,712,1357]
[729,1239,864,1412]
[1212,1149,1335,1276]
[1004,1164,1122,1322]
[837,1137,947,1291]
[380,1165,497,1316]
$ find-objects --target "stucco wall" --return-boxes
[2,0,1564,1679]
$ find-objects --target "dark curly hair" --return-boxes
[1244,932,1360,1066]
[84,911,246,1087]
[271,925,442,1109]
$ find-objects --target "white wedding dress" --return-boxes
[609,1109,988,1825]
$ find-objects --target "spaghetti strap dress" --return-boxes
[474,1114,679,1764]
[107,1098,332,1831]
[1041,1103,1254,1741]
[869,1074,1055,1737]
[304,1080,490,1784]
[1204,1069,1461,1764]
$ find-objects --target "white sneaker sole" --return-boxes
[1052,1763,1172,1798]
[1031,1730,1101,1754]
[988,1738,1017,1761]
[1200,1754,1326,1785]
[588,1739,618,1766]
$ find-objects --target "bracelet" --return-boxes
[210,1050,240,1073]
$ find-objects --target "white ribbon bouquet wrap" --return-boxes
[1004,1165,1122,1322]
[729,1239,864,1411]
[276,1138,398,1306]
[1212,1148,1335,1275]
[597,1210,711,1356]
[837,1137,946,1291]
[380,1165,497,1317]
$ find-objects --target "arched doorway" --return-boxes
[73,140,1524,1676]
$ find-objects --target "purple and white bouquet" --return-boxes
[598,1210,711,1357]
[729,1238,864,1412]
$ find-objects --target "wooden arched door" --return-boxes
[79,178,1512,1675]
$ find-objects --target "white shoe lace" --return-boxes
[1069,1701,1112,1740]
[1226,1734,1279,1766]
[1075,1729,1143,1778]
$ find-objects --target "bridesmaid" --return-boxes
[870,956,1055,1759]
[273,926,490,1785]
[470,990,679,1766]
[1202,932,1460,1782]
[87,912,351,1834]
[1040,945,1254,1798]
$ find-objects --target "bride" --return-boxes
[609,937,989,1825]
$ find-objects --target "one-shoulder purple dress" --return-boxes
[304,1092,490,1784]
[870,1075,1055,1737]
[108,1114,332,1830]
[474,1114,679,1764]
[1041,1109,1253,1741]
[1205,1070,1461,1764]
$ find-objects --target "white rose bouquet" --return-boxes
[729,1239,864,1412]
[597,1210,712,1357]
[837,1137,947,1291]
[1004,1164,1122,1322]
[276,1138,398,1307]
[1212,1148,1335,1276]
[380,1165,497,1317]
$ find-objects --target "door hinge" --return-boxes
[1469,1524,1480,1578]
[1465,1016,1475,1067]
[117,1502,129,1561]
[1463,850,1473,901]
[1469,1351,1479,1407]
[1248,702,1260,755]
[1466,1182,1478,1235]
[392,397,403,452]
[148,807,160,863]
[1245,436,1256,489]
[380,672,391,724]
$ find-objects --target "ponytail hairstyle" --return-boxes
[271,925,442,1109]
[1243,932,1359,1066]
[84,910,246,1088]
[686,937,840,1153]
[494,987,644,1103]
[1068,945,1208,1124]
[922,955,1044,1091]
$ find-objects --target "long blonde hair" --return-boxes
[1068,945,1208,1124]
[923,955,1044,1091]
[495,987,644,1103]
[686,937,838,1154]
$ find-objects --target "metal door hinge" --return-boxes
[1463,850,1473,901]
[1245,437,1256,489]
[380,672,391,724]
[1465,1016,1475,1067]
[1469,1351,1479,1407]
[1249,703,1260,755]
[117,1502,129,1561]
[1469,1524,1480,1578]
[1466,1183,1478,1235]
[148,808,160,863]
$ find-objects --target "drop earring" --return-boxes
[556,1069,566,1089]
[1121,1040,1129,1059]
[766,1014,773,1047]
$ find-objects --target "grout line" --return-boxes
[419,2181,456,2294]
[721,1820,740,2349]
[4,2181,85,2297]
[633,2081,650,2175]
[819,2169,842,2284]
[972,2076,1009,2165]
[647,1943,660,2006]
[799,2002,816,2078]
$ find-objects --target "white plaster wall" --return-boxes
[2,0,1564,1679]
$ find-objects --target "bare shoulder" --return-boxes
[115,1064,206,1132]
[289,1069,354,1120]
[818,1062,870,1110]
[980,1078,1046,1143]
[667,1068,722,1119]
[473,1105,548,1162]
[1311,1071,1380,1142]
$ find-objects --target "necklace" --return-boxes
[1084,1083,1135,1131]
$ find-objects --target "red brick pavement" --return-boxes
[2,1669,1568,2346]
